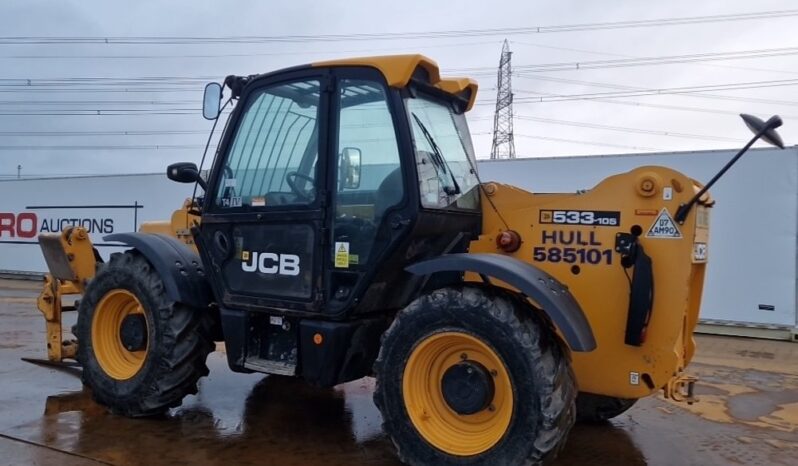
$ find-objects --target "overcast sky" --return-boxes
[1,0,797,177]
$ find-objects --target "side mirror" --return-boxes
[741,114,785,149]
[203,83,222,120]
[167,162,208,190]
[340,147,362,189]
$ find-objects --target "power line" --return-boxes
[0,110,199,116]
[4,43,797,92]
[0,173,145,178]
[0,144,211,150]
[556,99,798,119]
[0,100,195,106]
[480,77,798,117]
[515,115,744,143]
[0,40,499,59]
[507,78,798,103]
[2,10,796,45]
[0,88,201,93]
[449,46,798,74]
[515,134,662,151]
[0,77,211,85]
[478,84,798,119]
[0,130,206,136]
[514,74,798,107]
[474,131,661,151]
[513,46,798,72]
[510,39,798,76]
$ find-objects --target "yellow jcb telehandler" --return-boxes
[33,55,784,465]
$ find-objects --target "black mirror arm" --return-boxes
[674,125,770,224]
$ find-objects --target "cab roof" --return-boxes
[313,54,478,111]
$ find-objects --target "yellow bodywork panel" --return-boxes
[38,226,96,291]
[470,166,710,400]
[313,54,478,111]
[139,199,200,251]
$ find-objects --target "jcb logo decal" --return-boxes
[241,251,300,276]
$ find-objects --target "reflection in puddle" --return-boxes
[31,364,400,465]
[25,359,650,466]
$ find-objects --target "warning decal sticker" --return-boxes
[693,242,707,261]
[646,208,682,239]
[334,242,350,268]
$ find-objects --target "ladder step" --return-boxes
[243,358,297,376]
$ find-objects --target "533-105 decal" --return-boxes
[539,210,620,226]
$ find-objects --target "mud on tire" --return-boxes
[373,286,577,466]
[76,250,214,417]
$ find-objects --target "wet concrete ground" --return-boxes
[1,278,796,466]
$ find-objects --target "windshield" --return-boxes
[214,79,321,209]
[406,95,480,210]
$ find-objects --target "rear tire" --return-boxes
[76,250,214,417]
[374,286,576,465]
[575,393,637,423]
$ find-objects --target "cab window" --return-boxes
[216,79,320,208]
[333,79,403,266]
[406,95,479,210]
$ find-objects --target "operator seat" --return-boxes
[374,166,403,221]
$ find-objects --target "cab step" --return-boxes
[243,358,297,376]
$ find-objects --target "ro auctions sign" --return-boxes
[0,204,142,243]
[0,173,195,274]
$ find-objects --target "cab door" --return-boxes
[325,68,412,314]
[197,72,330,313]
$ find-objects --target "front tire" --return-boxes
[76,251,214,417]
[374,287,576,465]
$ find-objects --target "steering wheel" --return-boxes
[285,171,315,202]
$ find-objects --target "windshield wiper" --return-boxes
[411,113,461,195]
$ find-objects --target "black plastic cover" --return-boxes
[104,232,213,309]
[299,318,387,386]
[623,244,654,346]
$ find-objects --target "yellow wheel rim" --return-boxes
[91,289,148,380]
[402,331,514,456]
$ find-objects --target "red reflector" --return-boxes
[495,230,522,253]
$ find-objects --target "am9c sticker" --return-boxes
[539,210,620,227]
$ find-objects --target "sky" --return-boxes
[1,0,797,178]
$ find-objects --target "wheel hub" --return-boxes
[91,289,148,380]
[402,331,514,456]
[441,360,495,415]
[119,314,148,352]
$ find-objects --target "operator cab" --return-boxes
[172,55,482,322]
